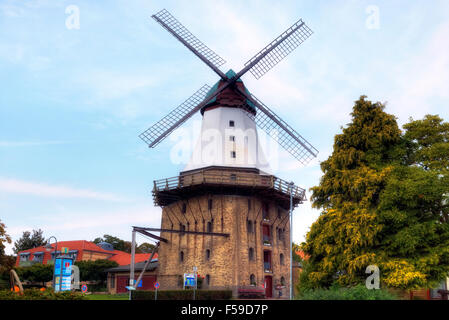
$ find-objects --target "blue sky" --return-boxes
[1,0,448,255]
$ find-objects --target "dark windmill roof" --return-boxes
[200,69,256,115]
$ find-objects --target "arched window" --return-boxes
[179,251,184,263]
[182,203,187,214]
[206,274,210,286]
[207,221,212,233]
[206,249,211,261]
[248,247,254,261]
[250,274,256,286]
[281,276,286,286]
[280,253,284,265]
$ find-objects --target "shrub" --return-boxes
[0,288,85,300]
[296,284,399,300]
[132,289,232,300]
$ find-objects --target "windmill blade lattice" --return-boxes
[244,19,313,80]
[240,91,318,165]
[152,9,226,77]
[139,84,211,148]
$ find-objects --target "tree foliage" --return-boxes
[15,264,53,286]
[93,234,156,253]
[75,259,118,282]
[301,96,449,290]
[0,219,11,259]
[13,229,47,254]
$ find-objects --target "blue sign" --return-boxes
[138,279,142,288]
[54,257,73,292]
[81,284,88,293]
[154,282,160,289]
[184,273,196,287]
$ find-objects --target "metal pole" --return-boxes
[47,236,58,291]
[129,229,136,300]
[289,182,294,300]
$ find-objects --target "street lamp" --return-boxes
[288,181,294,300]
[45,236,57,289]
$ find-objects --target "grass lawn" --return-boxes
[85,293,129,300]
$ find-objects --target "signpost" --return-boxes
[154,282,160,300]
[184,267,198,300]
[81,284,88,293]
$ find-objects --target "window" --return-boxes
[180,251,184,263]
[207,221,213,233]
[281,277,286,286]
[280,253,284,265]
[230,174,237,180]
[229,120,235,127]
[110,275,115,289]
[262,203,269,220]
[181,203,187,214]
[20,253,30,262]
[248,198,251,210]
[250,274,256,286]
[229,135,235,142]
[248,247,254,261]
[277,208,282,219]
[206,274,210,286]
[247,220,253,233]
[208,199,213,210]
[32,253,44,263]
[231,151,236,158]
[206,249,211,261]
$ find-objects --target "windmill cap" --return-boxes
[200,69,256,115]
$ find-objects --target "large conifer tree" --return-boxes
[302,96,449,289]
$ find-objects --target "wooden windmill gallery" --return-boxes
[128,9,318,299]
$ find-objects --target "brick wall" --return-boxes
[156,193,291,297]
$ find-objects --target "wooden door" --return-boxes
[264,276,272,298]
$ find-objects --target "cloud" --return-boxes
[0,177,128,202]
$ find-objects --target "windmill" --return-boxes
[130,9,318,300]
[139,9,318,167]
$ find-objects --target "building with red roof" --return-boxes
[15,240,155,267]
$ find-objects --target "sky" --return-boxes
[1,0,448,255]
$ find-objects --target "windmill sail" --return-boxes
[152,9,227,78]
[237,88,318,165]
[139,84,211,148]
[243,19,313,80]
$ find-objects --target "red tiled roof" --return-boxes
[109,250,157,266]
[15,240,158,266]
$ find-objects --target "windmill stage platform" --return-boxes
[152,166,306,209]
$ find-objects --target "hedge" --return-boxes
[0,288,86,300]
[131,289,232,300]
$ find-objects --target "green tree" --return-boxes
[93,234,132,253]
[301,96,449,290]
[0,220,11,260]
[137,242,156,254]
[13,229,47,254]
[15,264,53,286]
[75,259,118,283]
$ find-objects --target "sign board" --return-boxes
[53,257,73,292]
[138,279,142,288]
[154,282,160,289]
[81,284,88,293]
[184,273,196,287]
[61,247,69,254]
